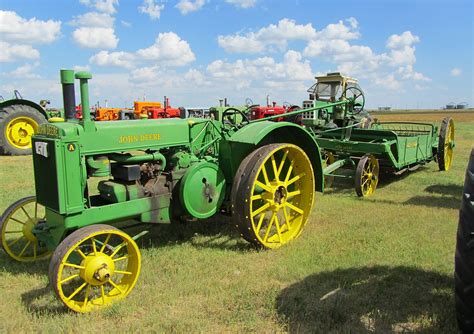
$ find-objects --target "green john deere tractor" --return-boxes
[0,70,331,312]
[0,90,62,155]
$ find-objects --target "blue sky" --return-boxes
[0,0,472,109]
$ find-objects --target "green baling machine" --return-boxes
[0,70,327,312]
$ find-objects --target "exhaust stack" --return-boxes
[60,69,76,121]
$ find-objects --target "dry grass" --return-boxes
[0,111,472,332]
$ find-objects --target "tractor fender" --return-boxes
[0,99,48,119]
[229,121,324,192]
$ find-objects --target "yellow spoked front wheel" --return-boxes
[0,196,51,261]
[49,224,141,313]
[232,144,315,249]
[322,151,336,189]
[355,154,379,197]
[438,117,455,171]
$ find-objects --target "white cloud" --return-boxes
[374,74,401,90]
[4,62,40,78]
[73,27,118,49]
[70,12,115,28]
[207,50,312,83]
[0,10,61,44]
[0,41,40,62]
[386,31,420,49]
[136,32,195,66]
[225,0,257,8]
[89,50,135,68]
[139,0,165,20]
[316,18,360,41]
[397,65,430,81]
[176,0,206,14]
[73,65,91,72]
[218,18,316,53]
[450,68,462,76]
[121,20,132,27]
[80,0,119,14]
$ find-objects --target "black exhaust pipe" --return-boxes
[60,69,76,121]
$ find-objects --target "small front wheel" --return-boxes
[355,154,379,197]
[438,117,455,171]
[49,224,141,313]
[0,196,51,261]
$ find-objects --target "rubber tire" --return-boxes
[437,117,453,171]
[455,149,474,333]
[0,104,47,155]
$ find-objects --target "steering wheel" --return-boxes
[342,86,365,114]
[245,98,254,107]
[282,101,292,109]
[222,107,250,128]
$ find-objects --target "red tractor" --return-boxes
[144,97,184,119]
[247,97,302,123]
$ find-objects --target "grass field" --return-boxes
[0,110,472,332]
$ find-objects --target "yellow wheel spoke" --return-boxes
[10,217,25,225]
[110,242,128,258]
[251,194,263,201]
[66,282,87,301]
[277,150,289,177]
[100,285,106,304]
[274,215,282,242]
[20,206,32,221]
[271,155,279,180]
[108,279,124,294]
[286,172,305,186]
[83,284,91,309]
[286,202,304,215]
[251,202,271,218]
[60,273,80,284]
[263,213,276,243]
[255,213,265,234]
[18,240,31,257]
[283,206,291,231]
[255,180,273,193]
[8,236,24,247]
[286,190,301,198]
[63,262,85,270]
[100,234,112,253]
[113,255,130,262]
[115,270,133,275]
[76,248,87,259]
[284,162,294,183]
[91,238,98,255]
[261,163,270,185]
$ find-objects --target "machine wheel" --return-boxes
[49,224,141,313]
[0,196,51,261]
[355,154,379,197]
[0,104,47,155]
[455,149,474,333]
[437,117,455,171]
[322,151,336,189]
[232,144,315,249]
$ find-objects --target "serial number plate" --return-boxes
[35,142,48,158]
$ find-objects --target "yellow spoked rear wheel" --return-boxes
[0,196,51,261]
[49,224,141,313]
[438,117,455,171]
[232,144,315,249]
[322,151,336,189]
[355,154,379,197]
[6,116,38,149]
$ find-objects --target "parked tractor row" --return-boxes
[0,69,455,313]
